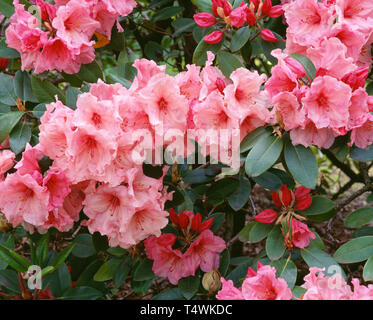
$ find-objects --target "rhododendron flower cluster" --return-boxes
[0,53,270,248]
[254,185,315,249]
[145,210,226,285]
[216,262,293,300]
[266,0,373,149]
[301,267,373,300]
[5,0,136,73]
[194,0,284,44]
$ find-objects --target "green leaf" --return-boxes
[345,207,373,229]
[72,234,95,258]
[240,126,271,153]
[0,0,14,17]
[226,260,252,285]
[284,141,318,189]
[14,71,37,103]
[231,27,251,52]
[36,233,49,267]
[219,249,230,277]
[0,73,17,105]
[301,247,346,278]
[334,236,373,263]
[350,145,373,162]
[0,111,23,144]
[253,171,283,191]
[290,53,317,81]
[363,255,373,282]
[354,227,373,238]
[0,244,31,272]
[31,76,65,104]
[238,222,255,242]
[206,178,239,205]
[93,258,122,282]
[367,193,373,203]
[152,288,184,300]
[66,87,81,110]
[302,196,335,216]
[259,32,285,64]
[107,247,127,257]
[61,286,102,300]
[153,6,184,21]
[193,38,223,66]
[248,222,274,243]
[178,275,200,300]
[133,259,154,282]
[0,270,21,293]
[51,243,75,269]
[266,226,286,260]
[32,104,46,119]
[9,120,31,154]
[113,258,130,288]
[216,51,244,78]
[172,18,196,36]
[209,212,226,233]
[270,259,297,289]
[227,175,251,211]
[0,39,19,58]
[245,135,283,177]
[76,60,104,83]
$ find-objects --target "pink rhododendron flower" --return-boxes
[216,278,244,300]
[0,150,15,181]
[289,218,316,249]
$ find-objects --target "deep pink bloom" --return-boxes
[0,150,15,181]
[193,13,217,27]
[261,29,278,42]
[216,278,244,300]
[290,218,316,249]
[204,30,224,44]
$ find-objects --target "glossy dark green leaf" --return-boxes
[153,6,184,21]
[152,288,184,300]
[290,53,317,81]
[345,207,373,229]
[31,76,65,104]
[66,87,81,110]
[228,175,251,211]
[77,60,104,83]
[302,196,334,216]
[209,212,226,233]
[0,111,23,143]
[193,38,222,66]
[334,236,373,263]
[231,27,251,52]
[178,275,200,300]
[217,51,244,78]
[363,255,373,282]
[62,286,102,300]
[248,222,274,243]
[219,249,230,277]
[240,126,271,153]
[14,71,37,103]
[0,73,17,105]
[9,120,31,154]
[72,234,95,258]
[253,171,283,191]
[350,145,373,162]
[270,259,297,289]
[266,226,286,260]
[0,244,30,272]
[93,258,122,282]
[133,259,154,282]
[0,0,14,18]
[51,243,75,269]
[284,141,318,189]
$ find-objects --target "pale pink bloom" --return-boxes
[130,59,166,92]
[272,92,305,131]
[306,37,357,79]
[335,0,373,32]
[348,88,370,129]
[89,80,124,101]
[216,278,244,300]
[0,172,49,227]
[284,0,335,47]
[290,218,316,249]
[241,263,293,300]
[15,144,43,184]
[302,267,352,300]
[350,279,373,300]
[0,150,15,181]
[175,64,202,101]
[184,229,226,273]
[265,64,298,100]
[83,183,135,244]
[43,169,71,211]
[101,0,136,16]
[52,0,100,48]
[73,92,122,135]
[350,114,373,149]
[223,68,269,120]
[302,76,351,131]
[145,234,194,285]
[139,73,189,135]
[290,120,335,149]
[66,124,117,182]
[38,101,74,165]
[358,27,373,67]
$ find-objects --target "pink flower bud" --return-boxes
[229,3,247,28]
[216,78,226,94]
[194,12,217,27]
[268,5,284,18]
[285,57,306,78]
[204,30,224,44]
[341,67,369,91]
[254,209,279,223]
[260,29,277,42]
[368,96,373,112]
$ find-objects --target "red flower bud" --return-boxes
[268,5,284,18]
[295,196,312,211]
[254,209,278,223]
[262,0,272,15]
[260,29,278,42]
[191,213,202,231]
[200,217,213,232]
[294,186,311,201]
[169,208,179,225]
[249,0,260,11]
[178,212,189,229]
[315,67,328,77]
[272,190,282,207]
[229,4,247,28]
[216,78,226,94]
[0,58,9,70]
[245,7,256,25]
[194,12,217,27]
[204,30,224,44]
[279,185,293,208]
